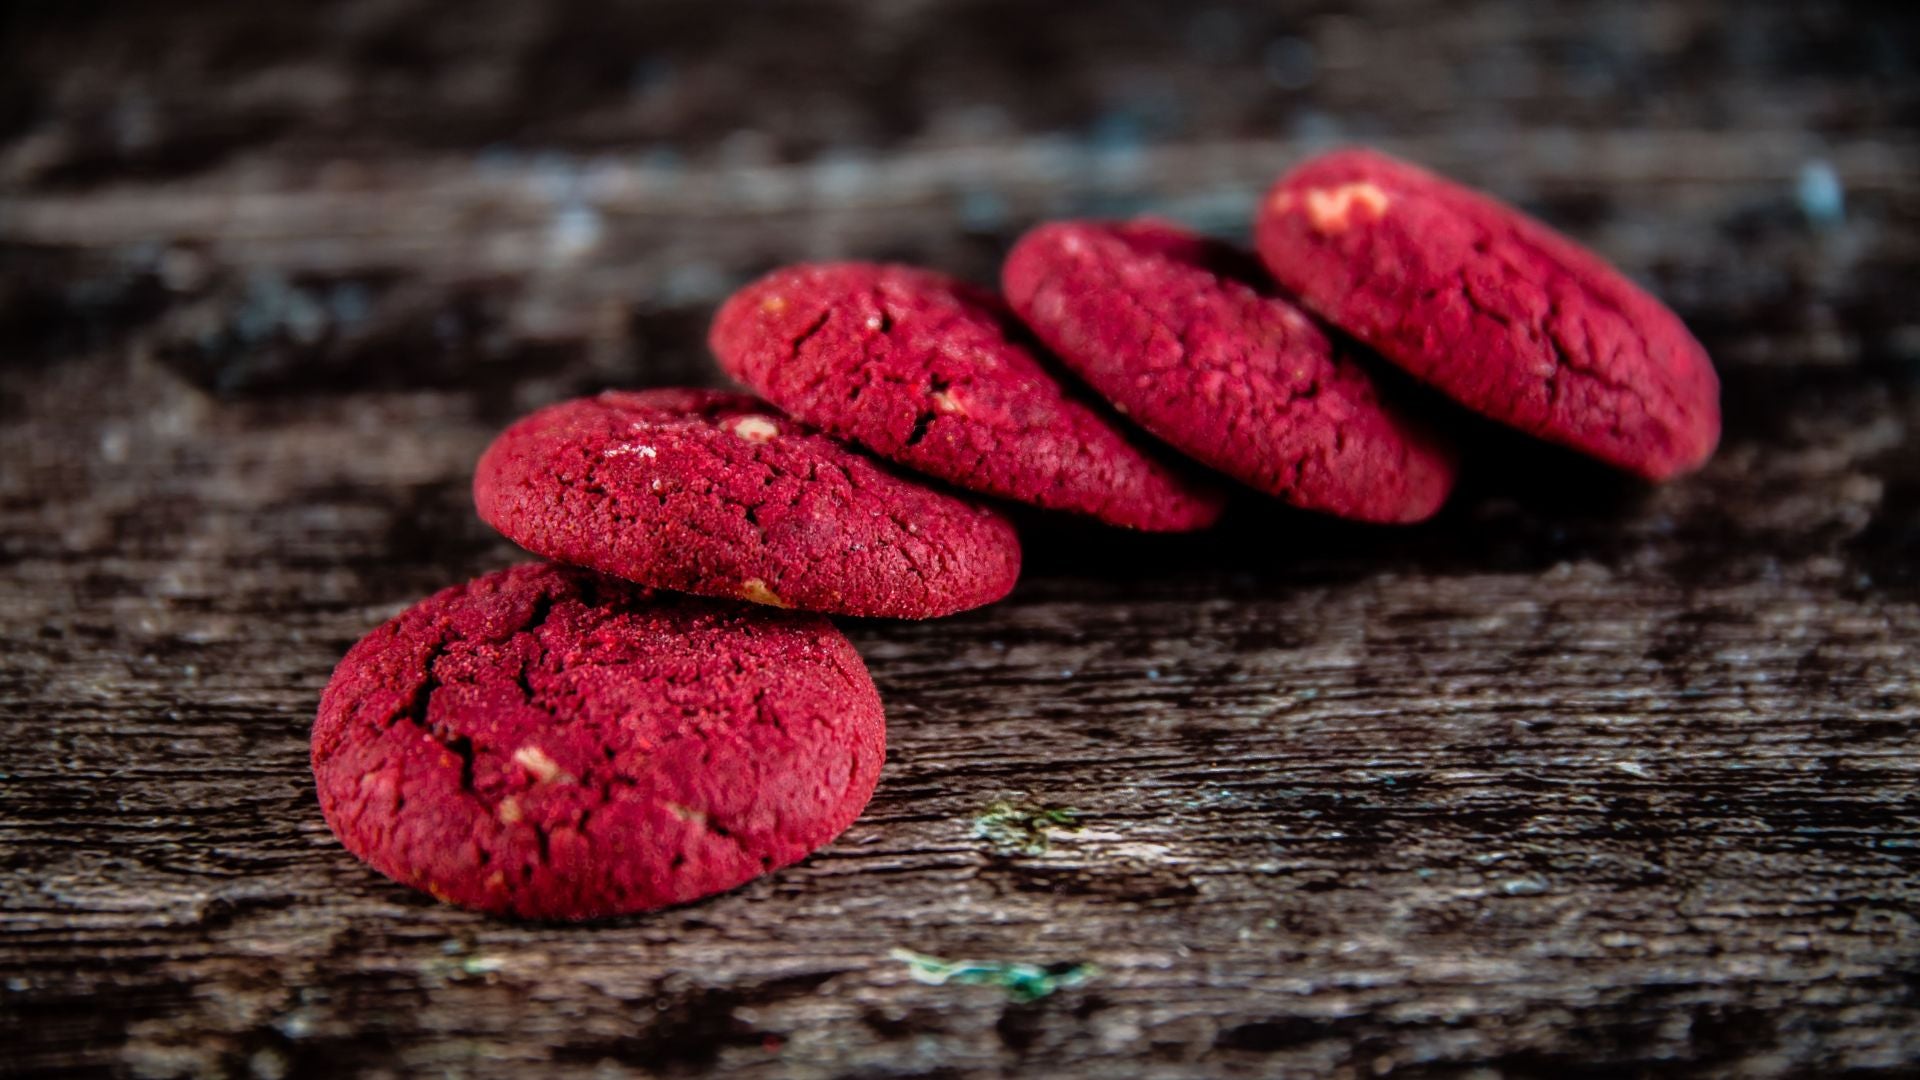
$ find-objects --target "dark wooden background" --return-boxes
[3,1,1917,1076]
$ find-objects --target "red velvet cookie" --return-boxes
[1255,148,1720,481]
[312,563,886,920]
[709,263,1225,532]
[1002,220,1458,524]
[474,389,1020,619]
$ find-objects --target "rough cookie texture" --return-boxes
[1002,219,1458,524]
[709,263,1225,531]
[312,563,886,920]
[1256,148,1720,481]
[474,389,1020,619]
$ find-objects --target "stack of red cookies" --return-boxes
[313,149,1721,920]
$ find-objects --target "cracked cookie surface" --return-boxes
[709,263,1225,531]
[312,562,887,920]
[474,388,1020,619]
[1255,148,1720,481]
[1003,219,1458,524]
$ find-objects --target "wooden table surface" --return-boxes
[3,2,1917,1076]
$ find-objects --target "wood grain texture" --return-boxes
[3,1,1918,1076]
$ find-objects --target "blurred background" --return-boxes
[3,0,1914,416]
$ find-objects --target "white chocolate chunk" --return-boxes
[512,745,568,784]
[739,578,789,608]
[1302,182,1391,234]
[731,416,779,443]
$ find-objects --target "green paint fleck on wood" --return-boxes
[890,948,1097,1003]
[973,797,1082,855]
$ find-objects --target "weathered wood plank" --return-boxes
[3,1,1918,1076]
